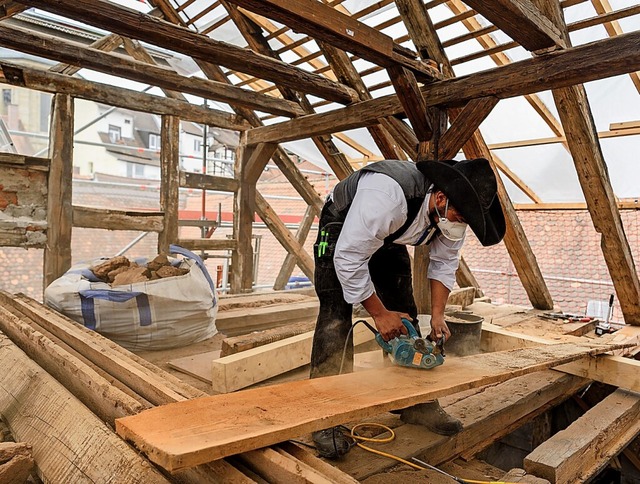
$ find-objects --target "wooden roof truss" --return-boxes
[1,0,639,322]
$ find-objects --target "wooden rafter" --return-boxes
[246,31,640,144]
[19,0,359,105]
[0,24,305,118]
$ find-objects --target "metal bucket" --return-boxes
[445,311,484,356]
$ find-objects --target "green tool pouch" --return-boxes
[314,221,343,260]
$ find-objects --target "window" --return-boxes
[194,139,202,152]
[108,125,121,143]
[149,134,160,150]
[126,162,145,178]
[2,89,11,105]
[124,119,131,125]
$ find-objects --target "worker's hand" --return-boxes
[374,310,412,341]
[430,314,451,342]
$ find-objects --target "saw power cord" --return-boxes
[348,415,518,484]
[338,319,378,374]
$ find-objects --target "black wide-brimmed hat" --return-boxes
[417,158,505,246]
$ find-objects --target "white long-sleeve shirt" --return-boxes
[334,171,464,304]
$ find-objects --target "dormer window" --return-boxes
[108,125,121,143]
[149,133,160,150]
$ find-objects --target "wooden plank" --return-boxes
[180,171,239,192]
[0,331,171,483]
[73,206,164,232]
[246,31,640,144]
[0,62,248,131]
[158,115,180,254]
[524,389,640,482]
[555,354,640,394]
[115,340,628,470]
[273,205,316,291]
[237,447,334,484]
[255,192,315,281]
[463,0,565,51]
[169,350,221,384]
[224,0,440,79]
[0,152,49,166]
[221,320,316,356]
[43,94,73,290]
[0,24,304,118]
[337,370,588,480]
[276,442,359,484]
[20,0,358,105]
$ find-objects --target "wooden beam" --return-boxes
[0,305,145,424]
[524,389,640,482]
[43,94,73,290]
[556,355,640,394]
[0,24,304,118]
[273,205,316,291]
[225,0,441,80]
[177,238,238,251]
[50,33,124,75]
[387,65,432,141]
[461,123,554,310]
[158,115,180,254]
[255,192,314,281]
[0,1,26,19]
[179,171,239,192]
[246,31,640,144]
[0,62,248,130]
[220,320,316,356]
[115,340,626,470]
[6,293,205,404]
[0,332,171,483]
[514,201,640,210]
[462,0,565,51]
[73,206,163,232]
[438,96,499,159]
[20,0,358,105]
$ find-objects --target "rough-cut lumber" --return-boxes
[115,340,627,470]
[43,94,73,290]
[0,305,145,424]
[246,31,640,144]
[20,0,358,105]
[5,293,205,404]
[0,331,170,483]
[524,389,640,482]
[180,171,240,193]
[215,299,319,336]
[463,0,565,50]
[177,238,238,251]
[225,0,439,79]
[446,287,477,309]
[555,355,640,394]
[168,350,220,384]
[387,65,432,141]
[0,61,248,130]
[276,442,359,484]
[221,320,316,357]
[0,24,304,118]
[73,206,164,232]
[211,323,375,393]
[337,370,587,480]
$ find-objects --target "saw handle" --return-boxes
[376,318,418,353]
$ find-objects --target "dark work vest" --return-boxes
[331,160,435,244]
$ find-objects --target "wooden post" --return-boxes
[231,138,277,293]
[43,94,73,291]
[273,205,316,290]
[158,115,180,254]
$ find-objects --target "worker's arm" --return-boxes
[361,292,411,341]
[429,279,451,341]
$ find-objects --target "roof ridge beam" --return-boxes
[18,0,359,105]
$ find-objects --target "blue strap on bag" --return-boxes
[78,245,215,329]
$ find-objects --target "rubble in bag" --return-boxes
[90,254,190,286]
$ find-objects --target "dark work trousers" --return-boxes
[310,199,419,379]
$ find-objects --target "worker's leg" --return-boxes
[370,244,462,436]
[310,202,353,379]
[309,201,354,459]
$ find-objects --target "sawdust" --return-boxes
[361,468,456,484]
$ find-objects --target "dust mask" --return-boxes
[434,198,467,241]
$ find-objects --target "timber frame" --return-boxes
[0,0,638,324]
